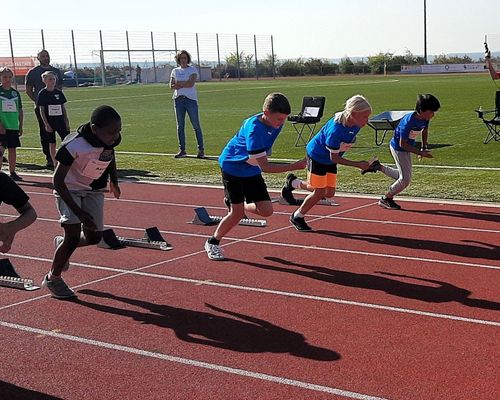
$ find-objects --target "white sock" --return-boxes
[291,179,302,189]
[294,211,304,218]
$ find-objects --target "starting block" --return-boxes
[191,207,267,227]
[98,227,173,251]
[0,258,40,291]
[272,196,339,207]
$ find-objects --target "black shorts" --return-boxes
[0,130,21,148]
[222,171,271,205]
[307,156,338,175]
[42,120,69,144]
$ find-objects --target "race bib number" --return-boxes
[409,129,423,140]
[1,99,17,113]
[81,159,110,180]
[48,105,63,116]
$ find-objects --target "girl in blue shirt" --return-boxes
[283,95,374,231]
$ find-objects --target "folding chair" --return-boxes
[476,91,500,144]
[367,110,412,146]
[288,96,326,146]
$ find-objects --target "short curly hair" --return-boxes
[174,50,192,65]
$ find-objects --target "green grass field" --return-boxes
[15,74,500,202]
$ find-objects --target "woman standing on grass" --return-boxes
[170,50,205,159]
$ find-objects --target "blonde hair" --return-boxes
[335,94,372,125]
[0,67,13,77]
[41,71,57,81]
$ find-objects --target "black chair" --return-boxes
[288,96,326,146]
[476,91,500,144]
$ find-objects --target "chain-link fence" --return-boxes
[0,29,276,87]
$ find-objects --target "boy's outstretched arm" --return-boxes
[0,201,37,253]
[254,155,306,173]
[108,158,120,199]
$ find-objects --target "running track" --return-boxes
[0,174,499,400]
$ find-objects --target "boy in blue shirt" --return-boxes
[376,94,440,210]
[204,93,306,260]
[281,95,374,231]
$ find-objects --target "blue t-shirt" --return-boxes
[219,113,282,177]
[390,112,429,152]
[306,113,361,165]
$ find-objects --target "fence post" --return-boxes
[195,33,201,81]
[99,30,106,86]
[254,34,258,80]
[71,30,79,87]
[174,32,178,53]
[41,29,45,49]
[235,34,241,80]
[126,31,132,83]
[151,31,157,83]
[8,29,17,90]
[216,33,221,81]
[271,35,276,79]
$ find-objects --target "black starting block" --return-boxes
[191,207,267,227]
[272,196,339,206]
[98,227,173,251]
[0,258,40,291]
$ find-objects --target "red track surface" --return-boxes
[1,175,499,400]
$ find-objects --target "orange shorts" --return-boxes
[306,157,337,189]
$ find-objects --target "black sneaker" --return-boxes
[174,150,187,158]
[10,172,23,181]
[289,214,312,231]
[197,150,205,159]
[281,173,298,205]
[378,196,401,210]
[361,160,382,175]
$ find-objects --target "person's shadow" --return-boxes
[0,381,63,400]
[404,208,500,224]
[315,229,499,261]
[77,289,340,361]
[228,257,500,311]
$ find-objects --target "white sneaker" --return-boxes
[204,240,224,261]
[54,236,70,271]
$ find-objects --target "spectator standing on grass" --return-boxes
[170,50,205,159]
[36,71,70,168]
[43,106,122,299]
[0,67,24,181]
[136,65,142,83]
[25,49,64,169]
[0,171,37,253]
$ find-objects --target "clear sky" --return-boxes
[7,0,500,59]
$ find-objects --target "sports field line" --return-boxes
[2,210,499,270]
[0,321,389,400]
[15,188,500,234]
[2,252,500,328]
[17,147,500,172]
[63,79,400,103]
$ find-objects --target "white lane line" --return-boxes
[2,213,499,271]
[16,148,500,172]
[3,253,500,327]
[18,189,500,234]
[0,320,389,400]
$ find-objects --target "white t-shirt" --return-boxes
[170,65,199,101]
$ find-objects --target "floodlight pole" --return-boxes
[423,0,428,64]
